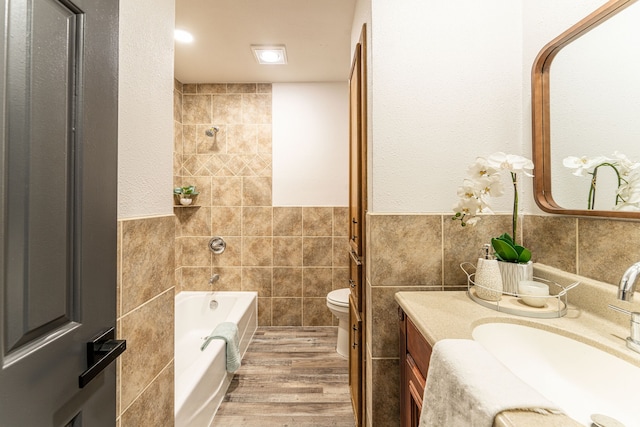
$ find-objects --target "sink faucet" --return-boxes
[609,262,640,354]
[618,262,640,301]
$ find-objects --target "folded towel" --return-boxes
[419,339,562,427]
[201,322,241,373]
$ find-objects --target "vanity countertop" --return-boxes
[395,289,640,427]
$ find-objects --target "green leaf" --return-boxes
[491,237,518,262]
[497,233,514,245]
[517,247,531,263]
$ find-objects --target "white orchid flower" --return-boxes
[611,151,640,177]
[467,157,500,180]
[486,152,534,177]
[562,155,608,177]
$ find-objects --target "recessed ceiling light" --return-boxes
[174,29,194,43]
[251,45,287,65]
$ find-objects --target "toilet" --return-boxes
[326,288,350,358]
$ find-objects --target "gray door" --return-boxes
[0,0,120,425]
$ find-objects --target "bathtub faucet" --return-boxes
[209,274,220,284]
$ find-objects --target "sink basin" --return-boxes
[472,322,640,426]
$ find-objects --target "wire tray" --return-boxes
[460,262,579,319]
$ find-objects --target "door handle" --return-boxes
[79,327,126,388]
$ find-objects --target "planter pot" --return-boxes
[179,197,193,206]
[497,261,533,295]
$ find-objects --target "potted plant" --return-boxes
[174,185,199,206]
[452,152,534,294]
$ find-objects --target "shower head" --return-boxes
[205,126,219,137]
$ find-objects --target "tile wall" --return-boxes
[173,80,350,326]
[364,212,640,426]
[116,215,175,426]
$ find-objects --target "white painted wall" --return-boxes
[272,82,349,206]
[118,0,175,218]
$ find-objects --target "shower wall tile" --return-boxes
[273,236,303,266]
[213,94,242,124]
[303,237,334,266]
[183,94,212,124]
[211,206,242,236]
[273,267,303,297]
[303,207,333,236]
[197,83,226,94]
[242,177,272,206]
[274,207,302,236]
[242,267,272,297]
[523,216,577,273]
[243,206,273,236]
[175,81,347,327]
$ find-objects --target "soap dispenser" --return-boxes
[475,243,503,301]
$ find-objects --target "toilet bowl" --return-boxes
[326,288,350,358]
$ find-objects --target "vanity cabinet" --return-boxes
[399,308,432,427]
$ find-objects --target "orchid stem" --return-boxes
[511,172,518,245]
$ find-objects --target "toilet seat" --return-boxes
[327,288,350,307]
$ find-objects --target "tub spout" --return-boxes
[209,274,220,284]
[618,262,640,302]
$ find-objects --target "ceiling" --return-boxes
[174,0,357,84]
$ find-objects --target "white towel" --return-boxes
[419,339,562,427]
[201,322,241,373]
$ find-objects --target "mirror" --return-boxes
[532,0,640,218]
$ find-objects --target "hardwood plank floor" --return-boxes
[212,327,356,427]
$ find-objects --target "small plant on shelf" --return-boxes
[174,185,199,206]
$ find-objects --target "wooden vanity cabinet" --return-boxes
[399,308,433,427]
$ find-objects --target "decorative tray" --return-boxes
[460,262,579,319]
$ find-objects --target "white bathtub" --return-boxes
[175,291,257,427]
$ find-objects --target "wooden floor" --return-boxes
[212,327,356,427]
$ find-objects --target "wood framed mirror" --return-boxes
[532,0,640,218]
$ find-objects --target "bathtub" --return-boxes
[175,291,257,427]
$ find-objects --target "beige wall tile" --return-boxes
[443,214,511,286]
[174,78,183,93]
[196,124,225,154]
[182,125,196,155]
[523,215,577,273]
[211,266,242,291]
[197,83,226,94]
[228,83,257,94]
[180,267,212,291]
[257,83,272,94]
[120,363,174,427]
[273,236,303,266]
[211,236,242,267]
[178,236,211,267]
[212,177,243,206]
[257,125,272,153]
[274,207,302,236]
[303,267,333,297]
[212,94,242,124]
[578,218,640,284]
[173,88,182,124]
[258,297,272,326]
[303,207,333,236]
[333,207,349,236]
[227,124,258,154]
[369,214,441,286]
[242,236,273,266]
[242,177,272,206]
[183,83,196,93]
[243,93,272,124]
[243,206,273,236]
[332,237,349,268]
[121,216,175,314]
[332,267,349,291]
[370,358,400,427]
[273,267,303,297]
[303,297,333,326]
[211,206,242,236]
[175,206,211,236]
[272,297,302,326]
[183,94,212,124]
[119,289,174,410]
[303,237,333,266]
[242,267,272,297]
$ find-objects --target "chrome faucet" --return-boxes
[618,261,640,301]
[608,262,640,354]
